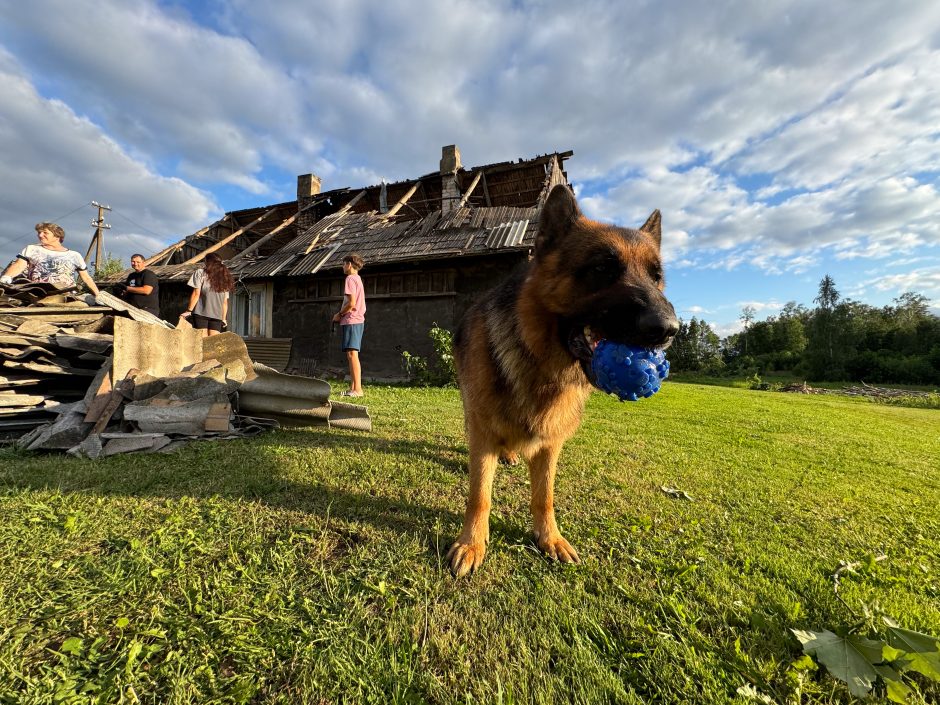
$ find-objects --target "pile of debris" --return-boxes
[840,382,936,400]
[778,382,829,395]
[1,282,370,456]
[778,380,934,399]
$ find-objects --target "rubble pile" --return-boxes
[1,283,118,436]
[1,281,370,456]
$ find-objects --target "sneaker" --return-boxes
[340,390,364,397]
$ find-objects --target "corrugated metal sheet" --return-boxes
[485,219,530,249]
[242,338,292,372]
[239,251,302,278]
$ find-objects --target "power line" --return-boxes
[1,202,94,248]
[110,208,167,241]
[53,202,94,222]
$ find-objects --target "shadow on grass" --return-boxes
[0,426,535,560]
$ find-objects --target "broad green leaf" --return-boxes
[791,629,883,698]
[60,637,83,655]
[885,626,940,682]
[125,639,143,676]
[873,664,913,704]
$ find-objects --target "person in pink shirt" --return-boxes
[331,253,367,397]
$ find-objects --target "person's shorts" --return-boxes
[192,313,224,332]
[341,323,364,351]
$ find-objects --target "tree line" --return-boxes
[667,275,940,385]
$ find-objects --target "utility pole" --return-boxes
[85,201,111,274]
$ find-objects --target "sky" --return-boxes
[0,0,938,336]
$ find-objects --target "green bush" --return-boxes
[400,323,458,387]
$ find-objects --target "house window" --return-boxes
[232,282,273,337]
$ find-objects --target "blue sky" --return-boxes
[1,0,938,336]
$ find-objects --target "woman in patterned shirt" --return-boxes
[0,222,100,294]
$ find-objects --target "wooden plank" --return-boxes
[457,170,483,209]
[144,216,228,266]
[381,182,419,221]
[204,402,232,432]
[481,170,492,206]
[83,368,114,422]
[90,370,138,434]
[183,208,279,264]
[229,199,326,263]
[301,190,368,255]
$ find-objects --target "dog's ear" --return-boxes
[639,209,662,249]
[535,185,581,255]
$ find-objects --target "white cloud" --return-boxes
[736,301,784,314]
[0,51,217,266]
[0,0,938,318]
[0,0,307,191]
[857,267,940,297]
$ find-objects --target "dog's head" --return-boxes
[529,184,679,384]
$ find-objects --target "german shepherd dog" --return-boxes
[447,184,678,577]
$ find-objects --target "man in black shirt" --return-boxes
[118,253,160,316]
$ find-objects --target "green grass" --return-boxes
[1,382,938,704]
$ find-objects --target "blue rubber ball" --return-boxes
[591,341,670,402]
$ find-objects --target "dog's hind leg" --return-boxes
[448,430,499,577]
[527,440,580,564]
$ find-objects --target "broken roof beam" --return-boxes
[145,216,229,266]
[302,190,367,255]
[183,208,279,265]
[536,155,565,209]
[457,170,484,209]
[230,197,331,263]
[381,182,419,221]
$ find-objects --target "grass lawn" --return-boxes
[0,382,938,704]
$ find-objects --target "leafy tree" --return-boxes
[668,317,723,372]
[810,275,842,374]
[739,305,756,354]
[94,252,125,279]
[891,292,930,326]
[814,275,840,311]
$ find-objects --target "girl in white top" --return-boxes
[1,222,100,294]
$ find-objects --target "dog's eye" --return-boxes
[649,266,664,284]
[589,257,623,287]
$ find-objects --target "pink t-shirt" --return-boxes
[340,273,366,325]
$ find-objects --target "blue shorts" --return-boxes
[341,323,364,351]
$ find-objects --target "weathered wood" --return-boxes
[231,198,330,263]
[457,170,484,209]
[481,170,493,207]
[302,190,367,256]
[0,393,46,407]
[144,217,228,266]
[183,209,278,264]
[382,183,419,221]
[91,371,138,434]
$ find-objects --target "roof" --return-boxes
[103,148,571,283]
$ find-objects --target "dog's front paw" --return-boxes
[535,532,581,564]
[447,540,487,577]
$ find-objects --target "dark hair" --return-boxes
[131,253,145,261]
[204,253,234,292]
[343,253,364,270]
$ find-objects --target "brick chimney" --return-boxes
[297,173,321,199]
[440,145,461,214]
[297,173,322,233]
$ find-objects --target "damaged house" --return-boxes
[105,146,573,379]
